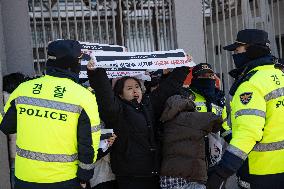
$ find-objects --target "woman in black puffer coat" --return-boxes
[87,61,190,189]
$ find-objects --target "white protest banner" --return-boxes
[90,49,195,70]
[80,42,126,52]
[79,49,195,79]
[79,70,147,79]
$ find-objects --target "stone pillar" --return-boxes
[0,1,10,188]
[173,0,206,64]
[0,0,35,188]
[1,0,34,76]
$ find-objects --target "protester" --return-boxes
[90,121,118,189]
[2,72,28,189]
[159,89,223,189]
[189,63,230,140]
[81,76,118,189]
[87,59,190,189]
[0,39,101,189]
[91,154,117,189]
[183,63,229,175]
[207,29,284,189]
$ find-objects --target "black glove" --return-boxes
[207,164,234,189]
[210,115,223,133]
[207,171,226,189]
[223,133,232,143]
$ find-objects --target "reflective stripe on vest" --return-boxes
[253,140,284,152]
[195,102,222,114]
[16,146,78,162]
[264,87,284,101]
[195,102,222,109]
[226,144,248,160]
[212,104,222,112]
[91,123,101,133]
[195,102,206,106]
[235,109,266,119]
[221,129,232,138]
[79,161,96,170]
[15,96,82,114]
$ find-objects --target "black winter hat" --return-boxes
[223,29,270,51]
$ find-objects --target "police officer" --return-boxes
[189,63,230,143]
[0,40,101,189]
[207,29,284,189]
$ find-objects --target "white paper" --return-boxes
[99,129,114,152]
[208,133,223,167]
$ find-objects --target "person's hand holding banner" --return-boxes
[87,59,96,71]
[186,54,193,62]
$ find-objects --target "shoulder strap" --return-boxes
[229,70,258,96]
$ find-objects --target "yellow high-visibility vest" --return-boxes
[228,65,284,175]
[4,75,101,183]
[189,89,229,132]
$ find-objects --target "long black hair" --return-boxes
[113,76,142,97]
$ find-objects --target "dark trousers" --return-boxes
[15,177,82,189]
[116,176,160,189]
[250,181,284,189]
[251,183,283,189]
[92,180,118,189]
[249,173,284,189]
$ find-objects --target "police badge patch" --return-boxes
[240,92,253,105]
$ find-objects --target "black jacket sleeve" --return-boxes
[96,148,111,161]
[87,68,121,125]
[150,67,190,119]
[77,109,95,182]
[0,100,17,135]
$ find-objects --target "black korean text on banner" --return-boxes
[80,61,147,79]
[90,49,195,70]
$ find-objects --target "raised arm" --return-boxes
[87,67,121,124]
[150,67,190,119]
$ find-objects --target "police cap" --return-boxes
[223,29,270,51]
[192,63,214,77]
[47,39,81,60]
